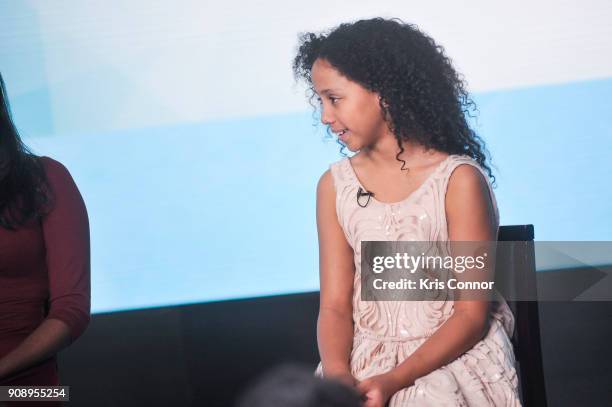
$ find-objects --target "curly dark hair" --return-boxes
[292,17,495,185]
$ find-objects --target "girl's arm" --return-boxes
[386,164,498,391]
[316,169,356,383]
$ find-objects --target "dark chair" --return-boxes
[495,225,547,407]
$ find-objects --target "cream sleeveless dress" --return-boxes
[314,154,522,406]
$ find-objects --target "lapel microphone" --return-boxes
[357,187,375,208]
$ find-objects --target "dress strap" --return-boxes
[329,157,355,192]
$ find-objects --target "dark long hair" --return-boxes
[0,73,52,230]
[292,17,495,185]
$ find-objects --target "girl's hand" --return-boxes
[356,372,402,407]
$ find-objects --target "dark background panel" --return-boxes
[58,289,612,406]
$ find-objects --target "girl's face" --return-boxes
[311,58,389,152]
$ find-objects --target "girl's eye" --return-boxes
[315,95,339,105]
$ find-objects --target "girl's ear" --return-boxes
[378,96,392,122]
[378,95,389,109]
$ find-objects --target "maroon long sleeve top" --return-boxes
[0,156,90,385]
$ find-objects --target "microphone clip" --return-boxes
[357,187,374,208]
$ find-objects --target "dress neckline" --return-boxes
[345,154,456,206]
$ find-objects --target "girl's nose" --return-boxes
[321,110,334,126]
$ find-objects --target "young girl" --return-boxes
[293,18,521,406]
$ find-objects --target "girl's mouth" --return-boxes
[338,129,349,142]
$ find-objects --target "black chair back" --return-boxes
[495,224,547,407]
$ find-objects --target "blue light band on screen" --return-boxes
[2,2,611,313]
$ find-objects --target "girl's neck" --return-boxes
[361,136,439,170]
